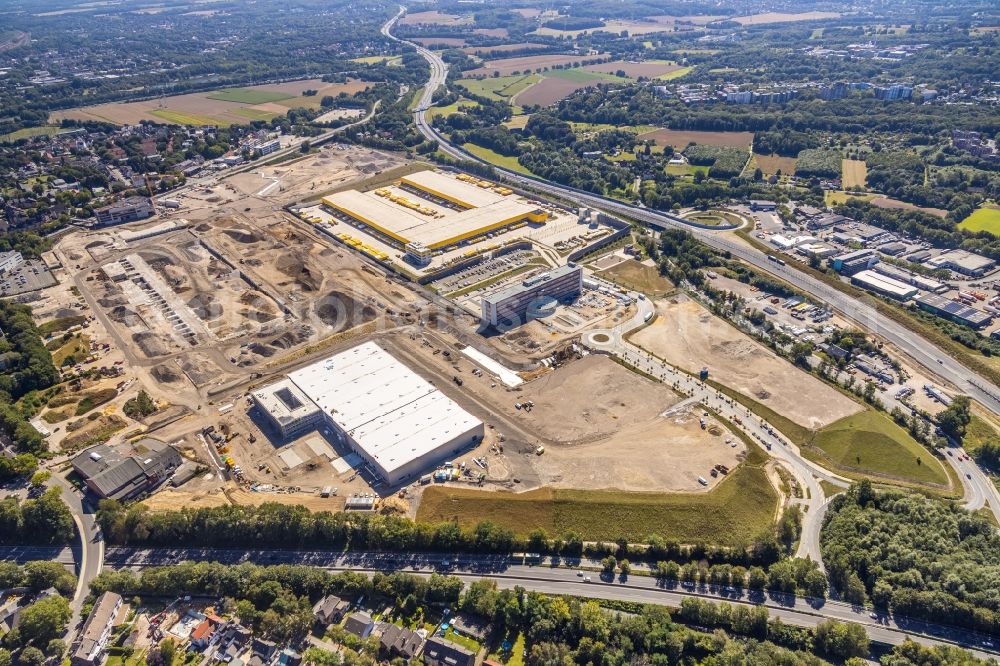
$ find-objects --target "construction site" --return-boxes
[43,145,761,520]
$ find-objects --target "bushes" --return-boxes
[0,488,76,545]
[683,144,748,178]
[123,391,157,419]
[74,388,118,416]
[795,149,842,179]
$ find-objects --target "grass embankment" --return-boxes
[48,334,89,366]
[803,410,950,487]
[417,444,778,546]
[963,413,1000,457]
[708,378,951,490]
[38,315,87,336]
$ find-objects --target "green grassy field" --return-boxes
[804,410,950,486]
[665,163,708,177]
[1,125,61,143]
[596,260,674,297]
[351,55,401,65]
[429,99,480,120]
[417,448,778,545]
[205,88,293,104]
[657,66,694,80]
[962,413,1000,456]
[959,207,1000,236]
[547,68,624,83]
[457,74,542,102]
[149,109,230,126]
[231,107,281,121]
[462,143,531,174]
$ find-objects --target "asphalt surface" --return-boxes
[396,25,1000,528]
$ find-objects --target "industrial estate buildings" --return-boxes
[253,342,484,485]
[480,264,584,328]
[71,441,182,500]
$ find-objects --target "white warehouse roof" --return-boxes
[288,342,481,478]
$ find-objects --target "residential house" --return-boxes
[70,592,123,666]
[343,612,375,639]
[312,595,349,626]
[378,624,424,660]
[450,614,491,642]
[423,636,476,666]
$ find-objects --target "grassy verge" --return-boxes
[417,455,778,546]
[595,260,674,298]
[819,480,845,497]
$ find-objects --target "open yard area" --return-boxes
[841,159,868,189]
[959,206,1000,236]
[416,449,778,545]
[630,295,861,430]
[803,410,951,488]
[596,259,674,297]
[50,79,372,125]
[638,128,754,150]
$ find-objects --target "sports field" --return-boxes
[804,410,950,487]
[841,159,868,189]
[959,207,1000,236]
[417,449,778,545]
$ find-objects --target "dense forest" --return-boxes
[821,480,1000,634]
[0,301,60,454]
[0,488,75,545]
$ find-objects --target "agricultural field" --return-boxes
[456,74,542,103]
[630,295,862,430]
[416,447,778,545]
[959,207,1000,236]
[429,99,480,121]
[516,75,612,107]
[657,66,694,80]
[596,259,674,297]
[582,59,685,79]
[351,55,402,65]
[841,159,868,189]
[638,128,754,150]
[869,197,947,218]
[803,410,951,487]
[399,10,471,26]
[462,53,609,78]
[50,79,371,125]
[461,43,548,56]
[412,37,467,47]
[753,153,797,176]
[825,191,875,206]
[1,125,61,143]
[531,15,707,38]
[733,11,840,24]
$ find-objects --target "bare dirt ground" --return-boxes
[516,77,605,106]
[463,53,609,78]
[734,11,840,24]
[583,60,684,78]
[631,294,861,429]
[143,483,348,512]
[637,128,755,150]
[399,10,472,25]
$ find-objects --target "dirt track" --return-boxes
[631,295,861,430]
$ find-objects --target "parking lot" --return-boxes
[0,259,57,296]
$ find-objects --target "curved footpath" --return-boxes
[394,21,1000,528]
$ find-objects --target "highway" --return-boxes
[2,545,986,656]
[392,22,1000,527]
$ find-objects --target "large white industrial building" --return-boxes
[253,342,484,485]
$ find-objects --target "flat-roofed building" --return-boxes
[251,378,323,439]
[71,592,123,666]
[320,170,547,257]
[72,441,182,500]
[915,293,993,329]
[94,196,154,226]
[830,249,880,275]
[926,249,995,277]
[850,269,918,301]
[254,342,484,486]
[481,264,583,329]
[0,251,23,274]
